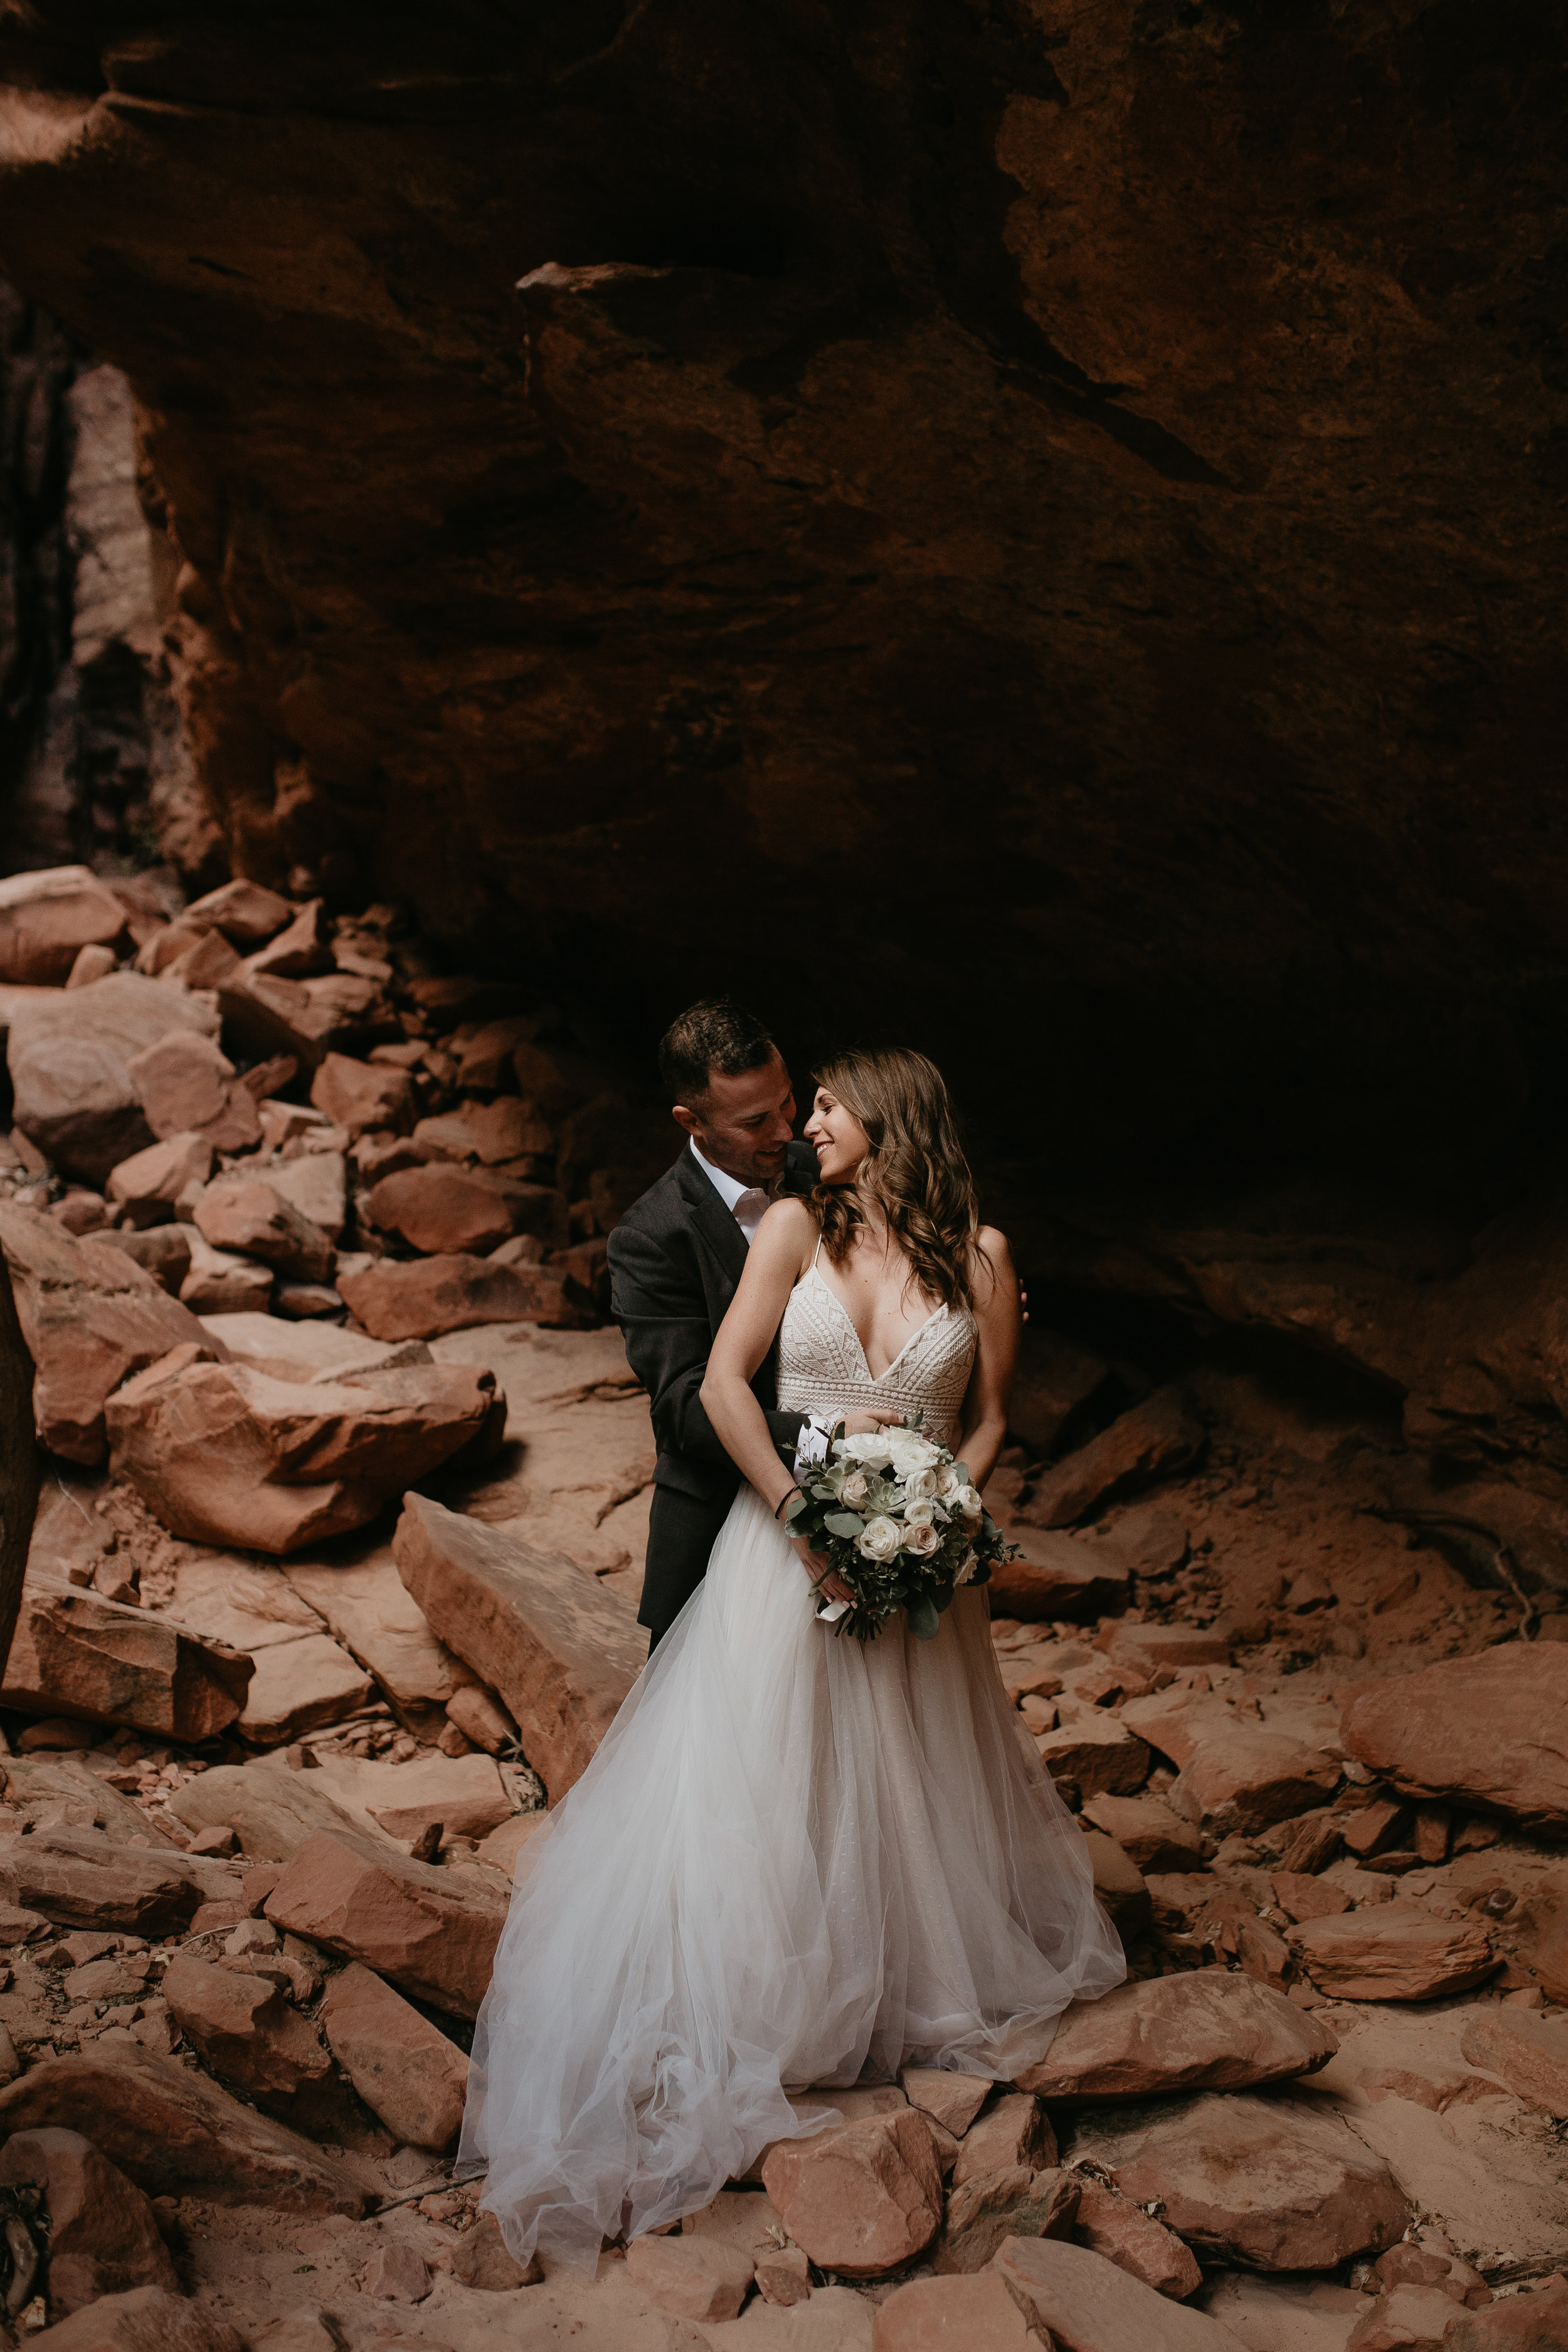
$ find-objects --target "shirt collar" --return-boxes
[689,1137,758,1212]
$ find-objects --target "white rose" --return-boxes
[933,1463,960,1499]
[901,1466,938,1501]
[839,1468,871,1507]
[857,1515,901,1561]
[903,1498,936,1527]
[901,1520,941,1556]
[953,1548,979,1587]
[839,1433,895,1469]
[886,1429,938,1465]
[956,1485,983,1519]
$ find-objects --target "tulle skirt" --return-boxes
[460,1483,1126,2272]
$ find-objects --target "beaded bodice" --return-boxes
[776,1266,977,1449]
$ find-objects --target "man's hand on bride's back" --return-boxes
[839,1409,904,1437]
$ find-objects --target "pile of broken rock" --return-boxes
[1,862,1567,2350]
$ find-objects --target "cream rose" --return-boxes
[953,1548,980,1587]
[902,1466,939,1501]
[839,1433,895,1470]
[902,1498,936,1528]
[839,1468,872,1507]
[933,1463,961,1500]
[857,1515,901,1561]
[901,1520,941,1556]
[955,1485,983,1520]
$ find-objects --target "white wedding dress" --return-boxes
[460,1261,1126,2270]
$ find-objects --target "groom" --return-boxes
[610,999,883,1654]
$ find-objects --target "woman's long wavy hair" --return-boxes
[809,1047,983,1310]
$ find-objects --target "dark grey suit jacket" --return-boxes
[607,1143,813,1636]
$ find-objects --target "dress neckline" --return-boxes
[805,1263,951,1386]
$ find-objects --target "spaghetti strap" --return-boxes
[811,1234,824,1270]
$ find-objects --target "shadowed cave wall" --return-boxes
[0,0,1564,1184]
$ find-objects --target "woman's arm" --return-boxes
[699,1200,817,1516]
[954,1226,1022,1490]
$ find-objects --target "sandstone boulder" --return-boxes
[1083,1828,1152,1941]
[0,2045,364,2210]
[1169,1729,1341,1838]
[106,1133,213,1230]
[0,866,127,986]
[368,1165,547,1256]
[236,1635,374,1745]
[178,1233,273,1313]
[181,879,294,945]
[24,2287,245,2352]
[1034,1710,1152,1799]
[161,1954,347,2132]
[319,1961,469,2149]
[1071,2175,1203,2301]
[991,2237,1249,2349]
[1076,2092,1412,2270]
[1014,1968,1338,2102]
[1458,2008,1568,2120]
[1020,1390,1205,1530]
[1081,1794,1205,1873]
[1443,2284,1568,2348]
[1288,1900,1496,2000]
[623,2234,755,2323]
[762,2109,944,2277]
[337,1252,587,1340]
[448,2211,541,2290]
[1271,1870,1350,1922]
[169,1763,401,1862]
[987,1528,1135,1622]
[393,1495,644,1801]
[193,1180,334,1283]
[106,1350,501,1554]
[0,1203,219,1463]
[0,2126,179,2314]
[257,1150,348,1244]
[310,1054,417,1135]
[8,973,219,1185]
[935,2164,1078,2275]
[873,2271,1046,2349]
[926,2101,1037,2196]
[1,1576,252,1740]
[415,1100,551,1166]
[93,1226,192,1294]
[242,898,332,980]
[899,2067,992,2137]
[218,972,337,1073]
[195,1313,418,1384]
[282,1545,466,1712]
[265,1826,507,2016]
[1340,1647,1568,1836]
[125,1030,261,1155]
[0,1827,215,1936]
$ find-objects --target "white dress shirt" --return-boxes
[690,1140,770,1246]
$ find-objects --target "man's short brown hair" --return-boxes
[658,998,776,1103]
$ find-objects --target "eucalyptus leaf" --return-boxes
[907,1597,941,1641]
[781,1491,810,1521]
[824,1512,867,1539]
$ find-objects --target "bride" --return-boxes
[459,1046,1125,2270]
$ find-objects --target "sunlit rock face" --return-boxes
[0,2,1562,1172]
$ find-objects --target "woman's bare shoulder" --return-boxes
[970,1224,1016,1304]
[755,1195,819,1256]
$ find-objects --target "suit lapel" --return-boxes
[671,1148,749,1290]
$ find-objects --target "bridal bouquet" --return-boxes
[783,1414,1019,1641]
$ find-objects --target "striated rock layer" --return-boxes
[0,6,1563,1163]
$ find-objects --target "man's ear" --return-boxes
[671,1104,704,1143]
